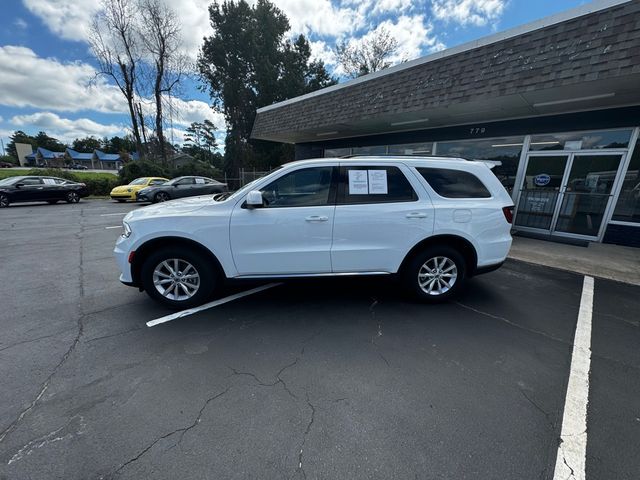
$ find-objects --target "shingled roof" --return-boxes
[252,0,640,144]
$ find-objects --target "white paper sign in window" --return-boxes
[195,178,205,184]
[368,170,388,194]
[348,170,369,194]
[42,178,55,185]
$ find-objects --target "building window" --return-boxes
[611,138,640,224]
[324,148,351,157]
[529,129,632,151]
[435,136,524,194]
[388,142,433,155]
[417,167,491,198]
[351,145,387,156]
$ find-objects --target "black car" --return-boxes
[136,176,227,203]
[0,176,89,208]
[70,164,89,170]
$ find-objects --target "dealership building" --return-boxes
[252,0,640,247]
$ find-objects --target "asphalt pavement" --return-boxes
[0,199,638,480]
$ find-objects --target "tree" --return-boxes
[335,28,399,78]
[33,131,66,151]
[138,0,187,165]
[72,136,102,152]
[183,120,218,164]
[6,131,36,158]
[89,0,144,156]
[198,0,336,174]
[103,135,137,154]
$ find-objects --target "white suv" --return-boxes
[114,157,514,308]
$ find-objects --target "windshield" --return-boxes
[165,177,183,186]
[0,176,24,186]
[129,178,149,186]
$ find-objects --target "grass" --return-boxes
[0,168,118,181]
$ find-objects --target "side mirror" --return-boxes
[245,190,264,208]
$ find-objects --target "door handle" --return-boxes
[305,215,328,222]
[406,212,427,219]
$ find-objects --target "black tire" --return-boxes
[403,245,466,303]
[47,200,59,204]
[65,191,80,203]
[0,194,9,208]
[154,191,170,203]
[141,247,217,309]
[116,199,127,203]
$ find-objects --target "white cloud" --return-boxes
[0,45,125,114]
[11,112,126,142]
[271,0,365,38]
[23,0,98,41]
[432,0,506,26]
[334,15,445,75]
[14,18,28,29]
[310,40,338,67]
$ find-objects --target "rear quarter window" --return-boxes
[417,167,491,198]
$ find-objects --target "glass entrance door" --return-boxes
[554,154,622,236]
[515,153,623,239]
[515,155,569,231]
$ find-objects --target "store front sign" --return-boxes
[534,174,551,186]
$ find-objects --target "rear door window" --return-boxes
[338,166,417,204]
[416,167,491,198]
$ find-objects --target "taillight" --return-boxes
[502,206,514,224]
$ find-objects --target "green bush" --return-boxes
[0,155,18,166]
[119,161,170,184]
[171,161,222,180]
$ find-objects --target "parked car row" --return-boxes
[0,176,89,208]
[110,176,227,203]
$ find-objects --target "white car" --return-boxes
[114,157,514,308]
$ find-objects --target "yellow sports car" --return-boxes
[110,177,169,202]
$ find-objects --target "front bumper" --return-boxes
[110,193,135,200]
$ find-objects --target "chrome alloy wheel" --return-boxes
[418,256,458,296]
[152,258,201,301]
[0,194,8,208]
[66,191,79,203]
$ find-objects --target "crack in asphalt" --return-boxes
[85,326,145,344]
[0,209,88,444]
[519,388,555,428]
[228,354,302,401]
[0,327,78,353]
[455,301,569,345]
[109,387,230,478]
[562,454,576,479]
[368,298,390,367]
[297,393,316,480]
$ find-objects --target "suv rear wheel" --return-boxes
[404,246,466,302]
[141,247,216,309]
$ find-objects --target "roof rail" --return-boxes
[338,154,472,161]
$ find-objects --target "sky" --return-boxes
[0,0,589,153]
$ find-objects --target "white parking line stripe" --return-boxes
[105,226,122,229]
[146,283,282,327]
[553,275,594,480]
[100,212,129,216]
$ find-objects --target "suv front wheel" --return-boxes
[404,246,466,302]
[141,247,217,309]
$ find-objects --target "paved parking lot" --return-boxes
[1,199,638,480]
